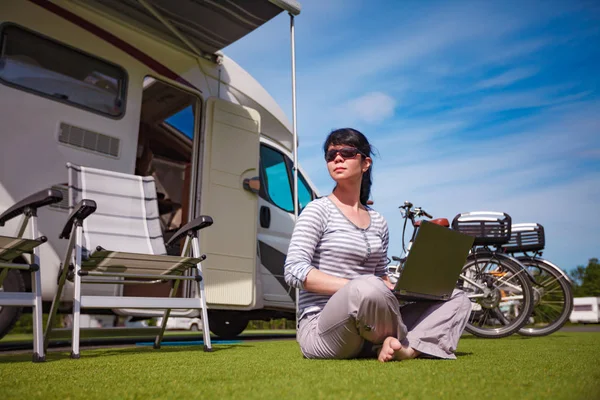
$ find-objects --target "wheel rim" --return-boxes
[460,256,533,338]
[518,260,573,336]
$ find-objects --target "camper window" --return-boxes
[259,145,315,213]
[297,174,313,211]
[0,25,126,117]
[261,145,294,212]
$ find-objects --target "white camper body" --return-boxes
[0,0,314,338]
[569,297,600,324]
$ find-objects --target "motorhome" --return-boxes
[0,0,315,340]
[569,297,600,324]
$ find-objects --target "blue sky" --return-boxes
[223,0,600,274]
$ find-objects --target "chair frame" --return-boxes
[44,169,214,358]
[0,188,63,362]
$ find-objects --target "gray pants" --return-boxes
[297,275,472,360]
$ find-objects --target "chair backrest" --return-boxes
[67,163,166,256]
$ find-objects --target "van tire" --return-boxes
[208,311,248,339]
[190,324,199,332]
[0,270,26,340]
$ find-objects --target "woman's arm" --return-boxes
[285,202,349,295]
[284,202,327,290]
[303,268,349,295]
[374,219,395,290]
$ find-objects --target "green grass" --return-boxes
[2,332,599,400]
[0,333,32,343]
[0,329,296,343]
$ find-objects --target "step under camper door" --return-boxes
[199,98,261,308]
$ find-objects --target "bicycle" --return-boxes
[500,223,574,337]
[389,202,535,339]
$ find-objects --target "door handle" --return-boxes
[260,206,271,228]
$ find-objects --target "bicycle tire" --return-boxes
[516,257,574,337]
[459,253,534,339]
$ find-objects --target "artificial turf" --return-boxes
[1,332,599,400]
[0,329,297,343]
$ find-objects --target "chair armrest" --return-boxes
[166,215,213,247]
[59,200,97,239]
[0,188,63,226]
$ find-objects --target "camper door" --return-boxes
[197,98,261,309]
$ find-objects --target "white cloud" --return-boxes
[368,101,600,272]
[445,87,592,116]
[476,67,539,89]
[343,92,397,124]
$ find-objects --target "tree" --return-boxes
[569,258,600,297]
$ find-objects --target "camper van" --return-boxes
[569,297,600,324]
[0,0,314,339]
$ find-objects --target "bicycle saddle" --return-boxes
[414,218,450,228]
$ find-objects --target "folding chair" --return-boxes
[44,163,213,358]
[0,188,63,362]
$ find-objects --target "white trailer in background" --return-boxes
[569,297,600,324]
[155,317,203,332]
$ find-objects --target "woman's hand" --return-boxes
[381,275,395,290]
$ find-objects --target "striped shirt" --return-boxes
[284,196,390,320]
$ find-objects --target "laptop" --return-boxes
[393,220,475,301]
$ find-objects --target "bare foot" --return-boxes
[377,337,420,362]
[377,337,402,362]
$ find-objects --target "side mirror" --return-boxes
[243,177,260,194]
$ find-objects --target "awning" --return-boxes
[80,0,301,62]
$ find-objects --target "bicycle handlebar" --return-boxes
[399,201,413,210]
[400,202,433,218]
[398,201,437,257]
[413,207,433,219]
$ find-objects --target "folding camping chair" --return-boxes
[0,188,63,362]
[44,163,213,358]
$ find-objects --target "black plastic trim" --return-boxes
[165,215,213,247]
[260,206,271,228]
[258,240,295,302]
[59,200,97,239]
[0,188,63,226]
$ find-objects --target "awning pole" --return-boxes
[289,12,300,322]
[290,14,298,222]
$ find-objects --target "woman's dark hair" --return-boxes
[323,128,373,206]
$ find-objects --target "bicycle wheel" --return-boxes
[457,253,534,339]
[516,257,574,337]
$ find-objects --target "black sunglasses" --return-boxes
[325,147,365,162]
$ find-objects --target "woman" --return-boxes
[284,128,472,362]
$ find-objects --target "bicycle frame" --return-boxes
[394,204,536,292]
[474,249,537,282]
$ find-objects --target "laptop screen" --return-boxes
[394,221,474,299]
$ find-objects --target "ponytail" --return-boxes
[360,167,372,206]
